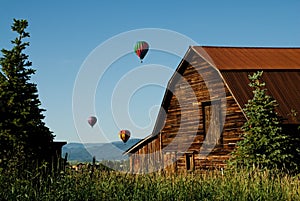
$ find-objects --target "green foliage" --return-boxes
[229,71,299,173]
[0,19,54,172]
[0,167,300,200]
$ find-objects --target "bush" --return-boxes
[229,71,300,173]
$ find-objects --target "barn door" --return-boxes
[203,100,222,145]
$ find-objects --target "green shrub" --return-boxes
[229,71,300,173]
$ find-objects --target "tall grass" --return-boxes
[1,167,299,201]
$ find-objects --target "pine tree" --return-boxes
[230,71,298,172]
[0,19,54,170]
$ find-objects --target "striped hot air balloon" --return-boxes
[134,41,149,63]
[119,129,131,143]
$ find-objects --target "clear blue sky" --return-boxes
[1,1,299,143]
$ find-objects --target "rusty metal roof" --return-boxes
[192,46,300,124]
[194,46,300,70]
[221,70,300,124]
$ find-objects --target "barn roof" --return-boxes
[124,46,300,154]
[196,46,300,70]
[221,71,300,123]
[195,46,300,124]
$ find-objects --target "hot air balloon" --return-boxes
[88,116,97,127]
[134,41,149,63]
[119,129,131,143]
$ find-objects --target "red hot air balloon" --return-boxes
[119,130,131,143]
[88,116,97,127]
[134,41,149,63]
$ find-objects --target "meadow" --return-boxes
[1,164,300,201]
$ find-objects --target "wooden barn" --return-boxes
[124,46,300,174]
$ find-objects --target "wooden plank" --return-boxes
[130,50,250,172]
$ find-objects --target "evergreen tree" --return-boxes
[230,71,299,172]
[0,19,54,170]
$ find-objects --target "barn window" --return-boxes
[202,100,223,146]
[185,153,194,171]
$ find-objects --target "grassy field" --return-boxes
[1,166,300,201]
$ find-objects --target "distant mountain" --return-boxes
[62,138,141,162]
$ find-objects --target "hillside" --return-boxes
[62,138,141,162]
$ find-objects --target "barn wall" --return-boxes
[129,50,246,173]
[129,136,163,174]
[159,51,245,172]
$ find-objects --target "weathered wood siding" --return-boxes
[129,136,163,174]
[158,52,245,172]
[129,49,246,173]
